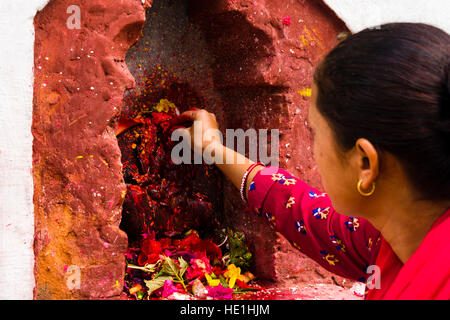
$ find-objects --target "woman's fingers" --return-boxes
[170,109,202,127]
[169,108,221,152]
[169,112,194,128]
[170,108,214,129]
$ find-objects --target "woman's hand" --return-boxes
[171,108,263,196]
[173,108,222,153]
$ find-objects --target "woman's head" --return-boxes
[309,23,450,216]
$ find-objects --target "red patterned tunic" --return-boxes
[247,166,450,299]
[246,166,382,292]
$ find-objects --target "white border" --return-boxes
[324,0,450,34]
[0,0,50,300]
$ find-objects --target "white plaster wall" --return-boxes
[324,0,450,34]
[0,0,448,300]
[0,0,50,300]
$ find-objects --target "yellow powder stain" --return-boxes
[121,189,127,199]
[300,26,313,46]
[311,28,325,51]
[154,98,176,113]
[297,88,312,97]
[300,26,324,51]
[131,143,137,149]
[300,34,309,46]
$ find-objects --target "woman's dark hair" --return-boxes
[313,23,450,201]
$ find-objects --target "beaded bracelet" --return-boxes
[240,162,265,203]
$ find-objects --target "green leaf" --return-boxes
[144,275,172,296]
[219,275,228,288]
[159,256,188,292]
[161,256,180,276]
[224,228,252,271]
[178,257,189,278]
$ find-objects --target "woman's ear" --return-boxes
[355,138,379,190]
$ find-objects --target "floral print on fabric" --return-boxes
[247,166,382,283]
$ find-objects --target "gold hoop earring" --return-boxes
[357,179,375,197]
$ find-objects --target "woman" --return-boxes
[174,23,450,299]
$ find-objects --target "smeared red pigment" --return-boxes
[118,67,223,242]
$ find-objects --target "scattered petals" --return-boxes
[282,16,291,26]
[206,284,234,300]
[191,278,208,298]
[205,273,220,287]
[129,284,143,295]
[124,230,259,300]
[162,279,179,298]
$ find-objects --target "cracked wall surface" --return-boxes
[32,0,150,299]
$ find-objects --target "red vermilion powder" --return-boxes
[118,68,223,243]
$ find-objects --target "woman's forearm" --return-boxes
[212,143,264,199]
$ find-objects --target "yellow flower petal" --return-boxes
[224,264,242,281]
[210,279,220,286]
[227,264,237,271]
[229,275,237,289]
[205,273,220,287]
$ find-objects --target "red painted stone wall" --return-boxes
[33,0,351,299]
[32,0,151,299]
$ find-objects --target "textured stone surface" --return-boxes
[32,0,149,299]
